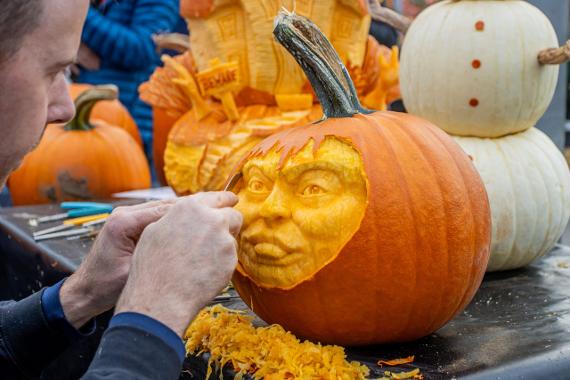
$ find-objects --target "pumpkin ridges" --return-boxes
[527,130,570,251]
[380,113,457,333]
[510,132,556,265]
[374,115,464,336]
[485,138,518,270]
[455,128,570,272]
[415,123,480,328]
[395,115,472,335]
[420,123,490,326]
[364,115,421,337]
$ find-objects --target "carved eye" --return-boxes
[302,184,326,196]
[248,178,270,194]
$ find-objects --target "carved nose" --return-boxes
[259,188,291,219]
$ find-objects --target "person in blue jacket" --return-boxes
[75,0,180,159]
[0,0,242,379]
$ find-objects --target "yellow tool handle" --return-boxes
[63,213,110,226]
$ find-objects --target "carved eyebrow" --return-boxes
[243,163,275,182]
[281,160,347,181]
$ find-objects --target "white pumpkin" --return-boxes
[454,128,570,271]
[400,0,559,138]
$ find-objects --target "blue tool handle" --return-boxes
[60,202,113,210]
[68,206,113,218]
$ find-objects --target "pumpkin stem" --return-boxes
[538,39,570,65]
[273,10,372,118]
[65,85,119,131]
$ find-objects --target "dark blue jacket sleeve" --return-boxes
[0,289,70,379]
[81,0,179,71]
[81,313,185,380]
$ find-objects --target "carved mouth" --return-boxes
[241,234,304,266]
[253,242,288,259]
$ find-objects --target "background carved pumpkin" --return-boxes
[454,128,570,271]
[164,103,322,195]
[141,0,400,194]
[9,86,151,205]
[231,12,491,346]
[400,0,559,137]
[70,83,142,146]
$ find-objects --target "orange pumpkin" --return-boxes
[152,107,180,185]
[231,12,491,346]
[9,86,151,205]
[139,52,196,185]
[70,83,142,146]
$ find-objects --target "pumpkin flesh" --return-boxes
[237,137,367,289]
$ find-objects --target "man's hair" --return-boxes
[0,0,44,64]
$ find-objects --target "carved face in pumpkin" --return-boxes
[236,137,367,289]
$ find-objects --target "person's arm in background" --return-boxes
[81,0,178,71]
[0,200,174,379]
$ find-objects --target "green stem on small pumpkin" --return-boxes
[273,9,372,119]
[65,85,119,131]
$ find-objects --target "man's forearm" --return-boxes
[60,272,107,329]
[82,313,185,380]
[0,290,70,378]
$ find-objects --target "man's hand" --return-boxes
[60,200,175,329]
[115,192,243,336]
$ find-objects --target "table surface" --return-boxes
[1,204,570,380]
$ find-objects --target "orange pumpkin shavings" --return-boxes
[381,368,423,380]
[378,356,415,367]
[184,305,370,379]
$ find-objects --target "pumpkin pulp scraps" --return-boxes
[184,305,369,379]
[377,356,415,367]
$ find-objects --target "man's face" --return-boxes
[236,137,368,289]
[0,0,89,186]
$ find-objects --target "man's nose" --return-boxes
[47,81,76,125]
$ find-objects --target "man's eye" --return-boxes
[247,179,269,194]
[301,184,326,196]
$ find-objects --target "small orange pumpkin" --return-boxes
[70,83,142,146]
[231,12,491,346]
[9,86,151,205]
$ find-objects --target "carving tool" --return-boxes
[35,202,113,224]
[33,213,109,237]
[224,172,242,192]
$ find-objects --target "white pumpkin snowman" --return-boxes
[400,0,570,271]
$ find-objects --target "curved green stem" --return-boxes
[65,85,119,131]
[273,9,371,118]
